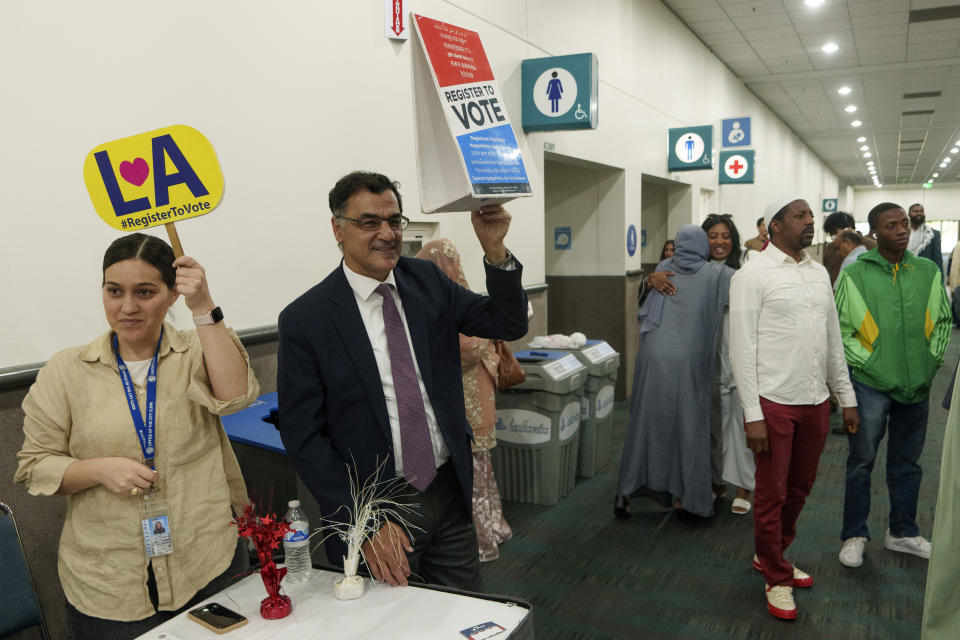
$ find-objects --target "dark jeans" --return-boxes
[842,379,929,540]
[66,538,248,640]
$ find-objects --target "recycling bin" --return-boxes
[538,340,620,477]
[492,350,586,505]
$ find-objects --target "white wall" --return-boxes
[852,185,960,222]
[0,0,841,366]
[543,157,624,276]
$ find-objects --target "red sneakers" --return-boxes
[753,554,813,588]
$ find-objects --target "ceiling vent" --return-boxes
[909,6,960,22]
[902,110,935,116]
[903,91,942,99]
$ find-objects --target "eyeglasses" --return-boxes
[705,213,733,220]
[338,214,409,231]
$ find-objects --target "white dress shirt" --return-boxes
[342,263,449,475]
[729,243,857,423]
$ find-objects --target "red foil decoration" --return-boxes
[232,504,294,619]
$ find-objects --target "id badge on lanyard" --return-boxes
[115,330,173,558]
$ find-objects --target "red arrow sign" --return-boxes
[392,0,404,36]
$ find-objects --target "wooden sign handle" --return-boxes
[164,222,184,258]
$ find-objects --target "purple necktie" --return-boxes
[376,283,436,491]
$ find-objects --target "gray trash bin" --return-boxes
[492,350,586,505]
[537,340,620,478]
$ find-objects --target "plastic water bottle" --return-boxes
[283,499,312,584]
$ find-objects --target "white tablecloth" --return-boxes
[136,569,530,639]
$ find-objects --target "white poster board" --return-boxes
[411,13,532,213]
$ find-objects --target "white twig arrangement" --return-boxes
[313,458,421,600]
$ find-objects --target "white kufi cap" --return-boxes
[764,195,806,222]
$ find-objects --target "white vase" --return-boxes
[334,574,365,600]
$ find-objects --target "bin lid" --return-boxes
[580,340,618,365]
[527,341,619,372]
[512,350,587,383]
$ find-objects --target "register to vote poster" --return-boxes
[413,14,530,197]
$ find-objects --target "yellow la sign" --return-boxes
[83,125,224,231]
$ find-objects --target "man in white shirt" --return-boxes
[277,171,528,591]
[730,195,860,621]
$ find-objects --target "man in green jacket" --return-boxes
[834,202,951,568]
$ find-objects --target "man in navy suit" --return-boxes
[278,171,527,591]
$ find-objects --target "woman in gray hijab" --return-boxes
[615,225,735,519]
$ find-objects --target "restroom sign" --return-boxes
[668,126,713,171]
[521,53,598,131]
[83,125,224,231]
[719,150,755,184]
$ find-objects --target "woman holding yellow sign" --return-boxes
[15,232,259,638]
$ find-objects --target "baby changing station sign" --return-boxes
[411,14,532,212]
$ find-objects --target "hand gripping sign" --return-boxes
[83,125,224,256]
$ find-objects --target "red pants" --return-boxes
[753,397,830,586]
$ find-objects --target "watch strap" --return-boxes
[193,306,223,326]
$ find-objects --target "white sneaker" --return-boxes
[839,537,867,568]
[884,529,931,559]
[765,584,797,620]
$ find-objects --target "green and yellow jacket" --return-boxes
[834,248,951,404]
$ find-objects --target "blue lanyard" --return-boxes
[113,329,162,468]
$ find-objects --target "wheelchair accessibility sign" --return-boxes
[522,53,598,131]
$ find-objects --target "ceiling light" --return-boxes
[863,152,872,158]
[940,162,947,168]
[845,105,858,113]
[951,148,959,154]
[945,157,952,163]
[856,136,866,142]
[804,0,826,6]
[821,42,839,54]
[860,145,869,151]
[867,161,875,166]
[851,120,862,127]
[933,173,940,177]
[839,86,852,96]
[876,184,883,188]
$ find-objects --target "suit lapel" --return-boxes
[394,267,434,393]
[327,267,391,441]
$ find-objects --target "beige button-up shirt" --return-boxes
[15,323,258,621]
[729,243,856,423]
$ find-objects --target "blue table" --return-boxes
[220,391,285,453]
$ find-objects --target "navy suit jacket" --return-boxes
[917,228,943,275]
[277,256,528,566]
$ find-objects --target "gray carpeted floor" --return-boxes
[481,330,959,639]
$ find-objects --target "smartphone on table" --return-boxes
[187,602,248,634]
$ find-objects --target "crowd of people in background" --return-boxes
[623,197,954,625]
[14,171,960,636]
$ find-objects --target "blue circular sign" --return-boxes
[627,225,637,256]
